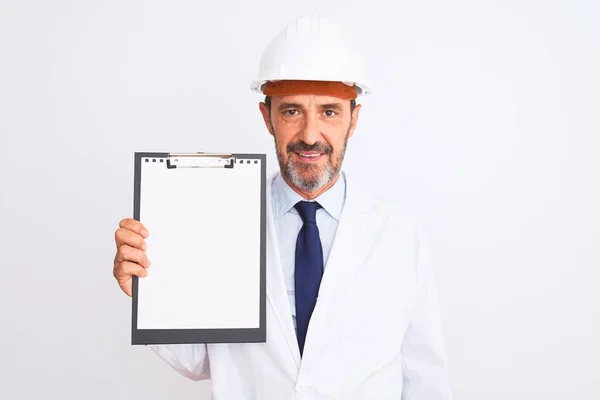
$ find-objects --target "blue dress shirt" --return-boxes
[271,171,347,332]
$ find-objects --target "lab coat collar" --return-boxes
[300,171,381,366]
[265,170,380,369]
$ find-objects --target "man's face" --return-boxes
[259,94,361,195]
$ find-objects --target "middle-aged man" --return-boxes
[113,15,452,399]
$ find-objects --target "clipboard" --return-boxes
[131,152,266,345]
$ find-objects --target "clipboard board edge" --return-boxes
[131,152,268,345]
[133,328,266,345]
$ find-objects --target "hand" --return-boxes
[113,218,151,296]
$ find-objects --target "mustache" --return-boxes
[287,141,333,155]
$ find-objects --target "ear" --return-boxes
[259,102,274,136]
[347,104,362,138]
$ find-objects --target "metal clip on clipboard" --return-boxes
[166,152,236,169]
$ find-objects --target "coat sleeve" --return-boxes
[400,226,452,399]
[148,344,210,381]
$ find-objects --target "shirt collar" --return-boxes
[272,171,346,221]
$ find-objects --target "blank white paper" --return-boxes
[136,157,262,330]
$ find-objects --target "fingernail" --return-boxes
[142,242,147,251]
[143,270,148,277]
[141,229,149,238]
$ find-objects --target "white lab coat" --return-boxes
[149,172,452,399]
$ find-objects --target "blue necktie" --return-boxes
[294,201,324,356]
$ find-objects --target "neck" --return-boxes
[282,172,340,200]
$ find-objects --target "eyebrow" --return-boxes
[278,102,304,112]
[319,103,343,111]
[277,102,344,112]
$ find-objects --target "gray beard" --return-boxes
[274,129,349,194]
[284,159,335,193]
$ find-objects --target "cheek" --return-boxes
[322,119,350,147]
[273,132,291,156]
[273,123,298,150]
[323,132,348,154]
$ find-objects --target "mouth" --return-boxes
[294,152,325,163]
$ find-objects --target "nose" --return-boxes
[299,111,320,145]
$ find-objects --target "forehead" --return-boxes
[271,94,347,107]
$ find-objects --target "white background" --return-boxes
[1,0,598,399]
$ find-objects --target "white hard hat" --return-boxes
[250,15,372,96]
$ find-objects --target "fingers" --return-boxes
[115,226,147,251]
[115,244,151,268]
[114,219,151,297]
[114,260,148,279]
[113,261,148,297]
[119,218,149,238]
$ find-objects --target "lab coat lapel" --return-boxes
[301,173,383,362]
[265,173,302,367]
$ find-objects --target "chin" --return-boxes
[286,165,334,193]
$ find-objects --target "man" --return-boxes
[113,15,452,399]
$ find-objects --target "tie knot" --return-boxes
[294,201,321,224]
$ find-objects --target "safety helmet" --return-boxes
[250,15,372,96]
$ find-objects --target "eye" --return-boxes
[324,110,337,117]
[285,109,298,116]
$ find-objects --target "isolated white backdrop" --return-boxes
[1,0,598,399]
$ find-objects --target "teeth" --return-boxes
[299,153,320,157]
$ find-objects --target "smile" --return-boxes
[295,152,324,162]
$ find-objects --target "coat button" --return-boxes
[295,384,305,392]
